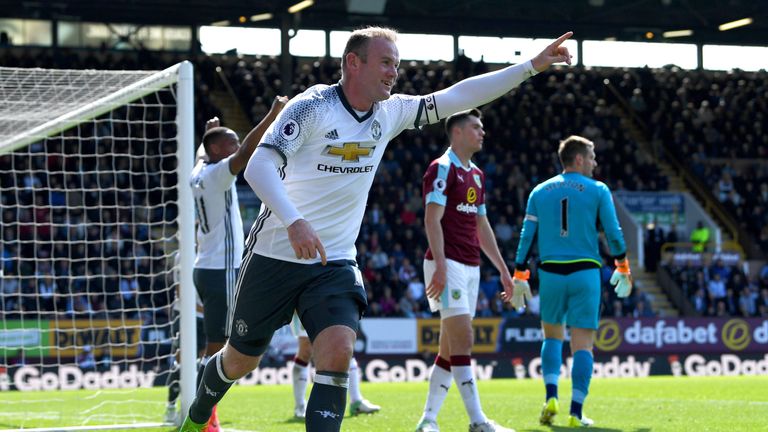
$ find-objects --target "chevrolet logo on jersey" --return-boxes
[322,142,375,162]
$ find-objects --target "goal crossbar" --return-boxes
[0,63,182,153]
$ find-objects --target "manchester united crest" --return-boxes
[371,119,382,141]
[235,319,248,336]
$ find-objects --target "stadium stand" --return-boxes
[642,68,768,255]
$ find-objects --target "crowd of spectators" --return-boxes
[665,258,768,318]
[1,47,679,321]
[0,47,191,322]
[633,67,768,253]
[0,127,178,322]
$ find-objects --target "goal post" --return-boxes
[0,61,196,430]
[176,60,197,425]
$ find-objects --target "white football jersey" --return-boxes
[246,84,440,263]
[190,156,244,269]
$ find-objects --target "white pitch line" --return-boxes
[592,396,768,406]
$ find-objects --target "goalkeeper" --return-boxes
[508,135,631,428]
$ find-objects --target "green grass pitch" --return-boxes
[1,376,766,431]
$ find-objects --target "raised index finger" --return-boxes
[316,240,327,266]
[550,31,573,48]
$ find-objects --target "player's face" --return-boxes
[214,131,240,158]
[582,147,597,177]
[459,116,485,153]
[361,37,399,103]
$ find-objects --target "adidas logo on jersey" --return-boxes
[324,129,339,140]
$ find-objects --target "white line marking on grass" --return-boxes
[594,397,768,406]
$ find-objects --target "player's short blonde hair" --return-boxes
[558,135,594,168]
[341,26,398,71]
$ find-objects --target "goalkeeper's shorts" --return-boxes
[539,268,600,330]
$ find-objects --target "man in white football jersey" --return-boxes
[187,96,286,431]
[181,27,573,432]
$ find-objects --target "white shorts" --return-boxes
[424,258,480,319]
[290,311,308,338]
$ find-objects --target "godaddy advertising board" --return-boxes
[1,317,767,391]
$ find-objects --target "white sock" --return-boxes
[292,360,309,410]
[452,363,487,424]
[348,357,363,403]
[421,361,453,422]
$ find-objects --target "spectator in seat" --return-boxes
[692,288,707,315]
[690,221,710,253]
[707,273,726,302]
[77,345,97,372]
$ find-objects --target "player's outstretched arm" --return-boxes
[229,95,288,175]
[426,32,573,122]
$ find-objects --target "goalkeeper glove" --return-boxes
[511,269,533,309]
[610,258,633,298]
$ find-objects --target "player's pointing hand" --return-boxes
[531,31,574,72]
[287,219,327,265]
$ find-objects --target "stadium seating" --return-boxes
[663,258,768,318]
[641,68,768,255]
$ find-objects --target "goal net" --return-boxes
[0,62,196,430]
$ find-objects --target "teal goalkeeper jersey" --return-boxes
[515,172,626,267]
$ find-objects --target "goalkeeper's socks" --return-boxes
[570,401,584,420]
[570,350,594,418]
[292,356,310,410]
[451,355,487,425]
[422,355,452,421]
[306,371,348,432]
[188,352,235,424]
[166,360,180,403]
[545,384,558,401]
[541,338,563,400]
[348,357,363,403]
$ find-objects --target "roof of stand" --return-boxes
[2,0,766,46]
